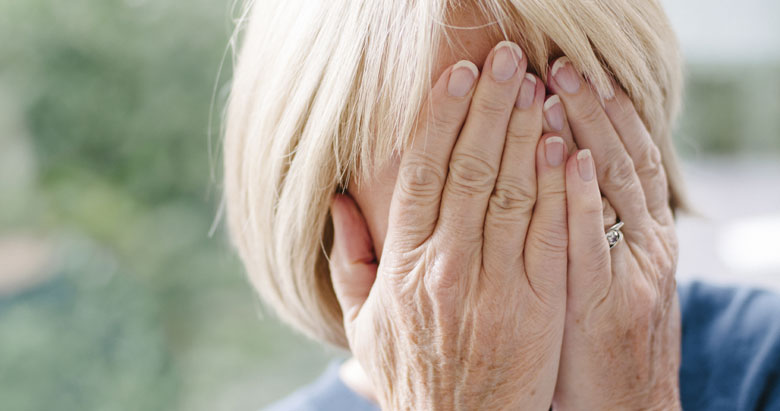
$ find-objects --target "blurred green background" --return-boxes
[0,1,778,410]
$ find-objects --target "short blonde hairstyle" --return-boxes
[223,0,686,348]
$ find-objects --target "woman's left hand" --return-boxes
[546,57,682,410]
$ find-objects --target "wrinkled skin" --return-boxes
[546,58,682,410]
[328,42,681,411]
[330,42,569,410]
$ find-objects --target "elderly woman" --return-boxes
[223,0,780,409]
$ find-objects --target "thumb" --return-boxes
[329,193,378,324]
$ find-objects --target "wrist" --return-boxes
[553,381,681,411]
[645,381,681,411]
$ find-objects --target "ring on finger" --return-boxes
[606,219,625,249]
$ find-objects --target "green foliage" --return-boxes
[1,0,228,204]
[0,237,176,411]
[0,1,334,410]
[677,64,780,155]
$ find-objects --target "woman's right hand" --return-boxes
[329,41,569,410]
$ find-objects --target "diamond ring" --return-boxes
[606,220,625,249]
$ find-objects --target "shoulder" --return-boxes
[262,360,380,411]
[678,280,780,410]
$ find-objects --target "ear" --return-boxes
[346,152,400,262]
[329,193,378,324]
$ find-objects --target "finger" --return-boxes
[542,92,621,237]
[602,196,617,228]
[524,135,568,299]
[602,85,673,225]
[437,41,527,243]
[541,91,623,240]
[386,59,478,251]
[548,57,652,239]
[329,194,378,324]
[542,94,577,154]
[483,73,544,271]
[564,149,611,308]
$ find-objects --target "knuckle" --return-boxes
[648,142,663,167]
[428,105,466,136]
[424,269,458,302]
[636,140,664,177]
[489,177,536,218]
[447,152,498,195]
[506,109,542,142]
[423,252,468,302]
[506,125,539,145]
[642,151,672,215]
[537,182,566,203]
[601,154,636,193]
[529,223,568,254]
[397,154,446,201]
[581,203,605,222]
[573,97,606,125]
[531,234,567,256]
[470,96,512,120]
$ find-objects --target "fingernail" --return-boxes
[516,73,536,109]
[577,149,595,181]
[543,95,564,131]
[552,57,580,94]
[491,41,522,82]
[447,60,478,97]
[545,136,565,167]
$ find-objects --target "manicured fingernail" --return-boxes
[577,149,595,181]
[543,95,565,131]
[516,73,536,109]
[545,136,565,167]
[552,57,580,94]
[491,41,522,82]
[448,60,478,97]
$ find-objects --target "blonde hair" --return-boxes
[223,0,686,348]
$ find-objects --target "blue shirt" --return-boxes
[265,281,780,410]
